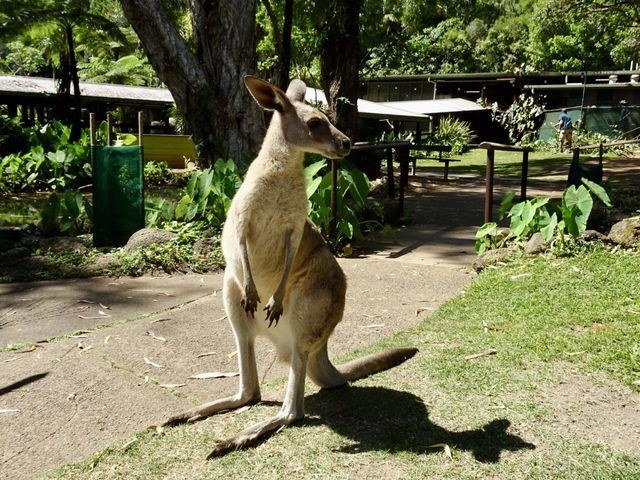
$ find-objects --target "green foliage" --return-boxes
[0,120,92,193]
[0,114,31,157]
[429,116,475,154]
[491,93,546,144]
[144,161,171,185]
[39,191,92,236]
[146,159,243,229]
[526,0,630,71]
[112,223,224,276]
[475,178,612,253]
[304,159,382,249]
[77,54,158,86]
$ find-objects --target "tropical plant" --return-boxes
[39,190,92,236]
[304,159,381,249]
[146,159,244,229]
[475,178,612,254]
[0,120,92,193]
[0,0,128,139]
[429,115,475,154]
[491,93,546,144]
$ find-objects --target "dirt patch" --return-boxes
[542,368,640,455]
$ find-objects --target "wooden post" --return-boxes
[572,147,580,165]
[520,150,528,201]
[138,111,144,146]
[106,112,113,146]
[386,147,395,198]
[598,143,603,164]
[398,145,409,217]
[484,148,494,224]
[330,158,338,239]
[89,112,96,146]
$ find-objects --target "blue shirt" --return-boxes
[559,112,573,130]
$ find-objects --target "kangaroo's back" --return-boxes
[164,76,417,459]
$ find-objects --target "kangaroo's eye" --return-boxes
[307,118,323,129]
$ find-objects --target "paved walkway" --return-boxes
[0,168,561,478]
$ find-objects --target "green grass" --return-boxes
[47,247,640,479]
[406,148,607,181]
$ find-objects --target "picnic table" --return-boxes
[408,144,461,180]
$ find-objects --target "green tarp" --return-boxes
[539,106,640,141]
[91,145,145,247]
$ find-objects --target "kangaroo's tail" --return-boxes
[337,347,418,382]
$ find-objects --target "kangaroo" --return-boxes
[165,76,417,458]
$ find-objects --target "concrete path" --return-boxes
[0,170,520,479]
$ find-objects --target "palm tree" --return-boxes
[0,0,126,139]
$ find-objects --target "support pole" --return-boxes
[398,145,409,217]
[386,147,395,198]
[484,148,495,224]
[138,111,144,146]
[520,150,529,201]
[89,112,96,146]
[107,112,113,146]
[330,158,338,239]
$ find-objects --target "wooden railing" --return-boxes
[478,142,531,224]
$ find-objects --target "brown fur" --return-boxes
[164,76,417,457]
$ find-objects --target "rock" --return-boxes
[39,236,88,254]
[0,247,30,264]
[524,232,550,255]
[193,237,220,256]
[607,218,640,247]
[473,246,518,271]
[124,228,177,253]
[578,229,609,243]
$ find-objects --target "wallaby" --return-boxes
[165,76,417,458]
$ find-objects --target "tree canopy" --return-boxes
[1,0,639,162]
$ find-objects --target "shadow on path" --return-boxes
[302,386,536,463]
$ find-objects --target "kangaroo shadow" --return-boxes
[301,385,535,463]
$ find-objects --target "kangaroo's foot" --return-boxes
[207,411,300,458]
[163,392,260,426]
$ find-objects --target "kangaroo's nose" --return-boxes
[342,138,351,150]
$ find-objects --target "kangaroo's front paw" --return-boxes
[240,283,260,318]
[264,296,283,327]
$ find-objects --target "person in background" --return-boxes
[555,108,573,152]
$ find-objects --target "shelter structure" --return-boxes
[0,75,172,132]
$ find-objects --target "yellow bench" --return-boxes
[131,134,197,168]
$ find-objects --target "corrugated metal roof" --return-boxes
[0,75,173,104]
[0,75,484,118]
[306,87,429,121]
[382,98,486,115]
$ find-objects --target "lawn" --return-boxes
[49,246,640,480]
[406,148,608,182]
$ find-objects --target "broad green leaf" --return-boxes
[304,159,326,186]
[306,176,322,199]
[540,212,558,241]
[581,177,612,207]
[521,201,536,226]
[175,194,192,220]
[476,222,497,239]
[499,191,516,220]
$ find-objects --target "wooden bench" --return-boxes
[409,144,460,180]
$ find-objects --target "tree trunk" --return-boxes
[319,1,369,174]
[119,0,262,166]
[278,0,293,89]
[319,1,359,138]
[65,24,82,142]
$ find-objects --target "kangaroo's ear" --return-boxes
[244,75,292,113]
[285,79,307,103]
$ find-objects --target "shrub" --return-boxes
[428,116,475,154]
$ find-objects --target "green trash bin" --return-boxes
[91,145,145,247]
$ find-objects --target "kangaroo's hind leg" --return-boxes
[165,274,261,425]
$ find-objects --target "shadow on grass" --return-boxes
[302,385,535,463]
